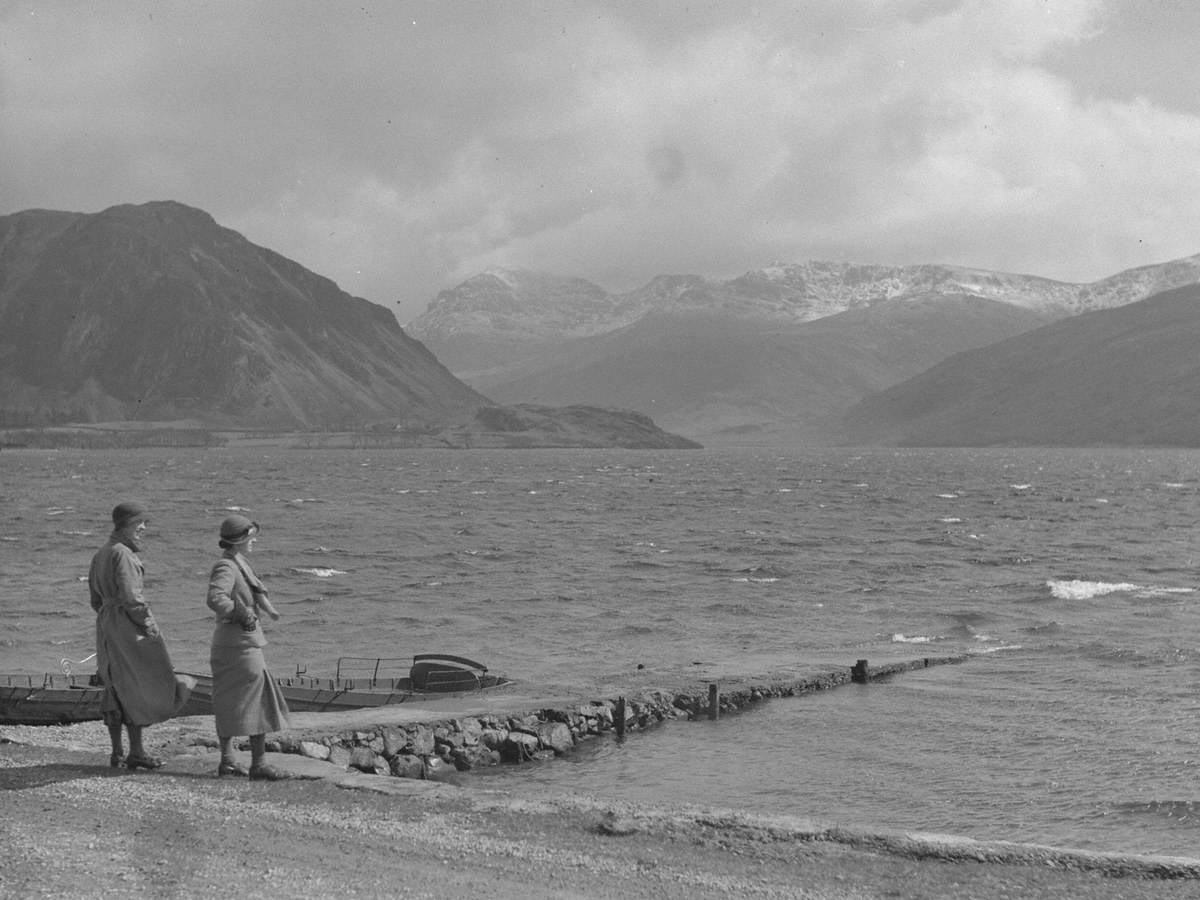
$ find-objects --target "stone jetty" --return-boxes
[229,653,968,781]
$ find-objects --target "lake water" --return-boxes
[4,445,1200,857]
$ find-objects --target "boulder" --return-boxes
[409,725,436,756]
[389,754,425,779]
[381,728,409,758]
[502,732,540,762]
[298,740,331,761]
[348,747,378,773]
[479,728,509,751]
[536,722,575,754]
[328,745,352,770]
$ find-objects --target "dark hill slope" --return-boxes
[0,202,486,428]
[840,285,1200,447]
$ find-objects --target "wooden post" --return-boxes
[708,683,719,720]
[851,659,869,684]
[615,696,626,738]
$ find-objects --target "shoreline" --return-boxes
[5,658,1200,898]
[3,721,1199,900]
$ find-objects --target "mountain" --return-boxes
[472,297,1053,444]
[0,202,697,449]
[408,257,1200,444]
[840,284,1200,447]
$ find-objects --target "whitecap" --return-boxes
[968,643,1023,655]
[938,517,963,524]
[936,493,958,499]
[292,567,347,578]
[1010,484,1032,490]
[1046,579,1141,600]
[891,633,936,643]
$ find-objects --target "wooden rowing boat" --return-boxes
[0,674,107,726]
[1,655,513,725]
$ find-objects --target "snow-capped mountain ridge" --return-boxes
[408,254,1200,347]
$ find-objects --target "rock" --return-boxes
[423,756,459,783]
[348,747,378,773]
[389,754,424,779]
[298,740,330,761]
[502,732,540,762]
[536,722,574,754]
[381,728,408,758]
[455,717,484,743]
[478,728,509,751]
[409,726,436,756]
[451,746,501,771]
[595,812,641,836]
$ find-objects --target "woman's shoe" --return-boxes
[248,763,286,781]
[109,752,123,769]
[217,760,249,777]
[124,753,164,770]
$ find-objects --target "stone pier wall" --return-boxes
[265,654,968,781]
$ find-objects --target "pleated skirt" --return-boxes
[209,644,291,738]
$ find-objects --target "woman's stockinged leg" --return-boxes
[127,724,145,757]
[104,711,124,767]
[123,724,164,770]
[249,733,266,767]
[217,735,247,776]
[248,733,284,781]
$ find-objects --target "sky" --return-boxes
[4,0,1200,324]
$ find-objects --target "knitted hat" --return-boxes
[219,514,259,546]
[111,502,148,529]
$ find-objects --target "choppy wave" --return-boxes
[1046,579,1194,600]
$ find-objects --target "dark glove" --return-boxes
[239,611,260,633]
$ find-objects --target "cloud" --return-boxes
[4,0,1200,322]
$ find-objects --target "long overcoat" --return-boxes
[89,535,192,725]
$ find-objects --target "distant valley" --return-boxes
[407,257,1200,446]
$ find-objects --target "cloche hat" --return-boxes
[219,514,259,547]
[112,501,148,529]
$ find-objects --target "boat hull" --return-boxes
[0,676,105,726]
[2,660,513,725]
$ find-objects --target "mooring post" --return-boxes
[851,659,869,684]
[708,683,719,720]
[615,696,626,738]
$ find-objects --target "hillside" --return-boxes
[406,256,1200,444]
[477,297,1053,444]
[840,285,1200,447]
[0,202,697,449]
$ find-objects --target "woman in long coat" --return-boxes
[89,501,194,769]
[206,514,290,780]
